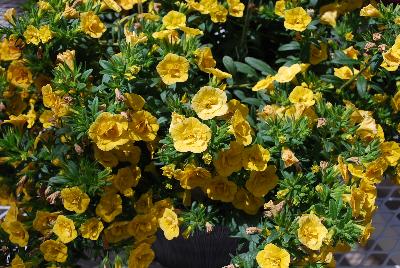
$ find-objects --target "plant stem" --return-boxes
[337,59,373,91]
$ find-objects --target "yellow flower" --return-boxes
[88,112,130,151]
[11,255,25,268]
[288,85,315,107]
[80,218,104,240]
[345,32,354,41]
[116,0,146,10]
[38,25,53,43]
[162,11,186,29]
[23,25,52,45]
[128,110,159,141]
[210,4,228,23]
[40,240,68,263]
[159,208,179,240]
[246,165,278,197]
[174,164,211,189]
[62,3,78,19]
[124,28,148,46]
[156,53,189,85]
[161,164,176,179]
[334,66,357,80]
[95,192,123,222]
[242,144,270,171]
[392,90,400,113]
[33,210,59,236]
[102,0,122,12]
[225,99,249,119]
[60,186,90,214]
[256,243,290,268]
[252,75,275,92]
[195,47,216,72]
[128,243,155,268]
[232,187,264,215]
[284,7,311,32]
[124,93,145,110]
[356,116,378,141]
[360,4,381,17]
[360,221,374,246]
[4,105,36,129]
[297,214,328,250]
[38,1,52,11]
[281,147,299,168]
[1,220,29,247]
[169,116,211,153]
[206,176,237,202]
[52,215,77,243]
[309,43,328,65]
[7,60,33,89]
[134,191,153,214]
[230,110,253,146]
[274,63,301,83]
[29,25,50,43]
[41,84,70,117]
[80,11,106,38]
[0,37,21,61]
[205,67,232,79]
[380,141,400,166]
[152,29,180,44]
[319,4,338,27]
[109,166,141,197]
[191,86,228,120]
[128,213,158,241]
[350,180,376,220]
[57,50,75,70]
[4,8,16,25]
[179,26,204,37]
[227,0,245,17]
[214,141,244,176]
[343,46,359,60]
[274,0,286,17]
[104,221,132,243]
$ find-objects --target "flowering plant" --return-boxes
[0,0,399,267]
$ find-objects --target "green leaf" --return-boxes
[331,51,359,65]
[356,76,367,98]
[244,57,275,75]
[234,62,257,77]
[223,56,237,75]
[278,41,300,52]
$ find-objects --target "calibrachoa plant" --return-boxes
[0,0,400,267]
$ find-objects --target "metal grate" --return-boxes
[336,179,400,268]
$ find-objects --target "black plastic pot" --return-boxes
[152,227,240,268]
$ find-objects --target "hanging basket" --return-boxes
[153,227,240,268]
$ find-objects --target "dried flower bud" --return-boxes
[74,144,83,155]
[205,222,214,233]
[245,227,262,235]
[364,42,376,51]
[372,33,381,41]
[317,118,327,128]
[264,200,285,218]
[319,161,329,170]
[47,191,60,204]
[347,157,361,165]
[57,50,75,70]
[378,44,387,52]
[0,102,5,112]
[115,88,125,102]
